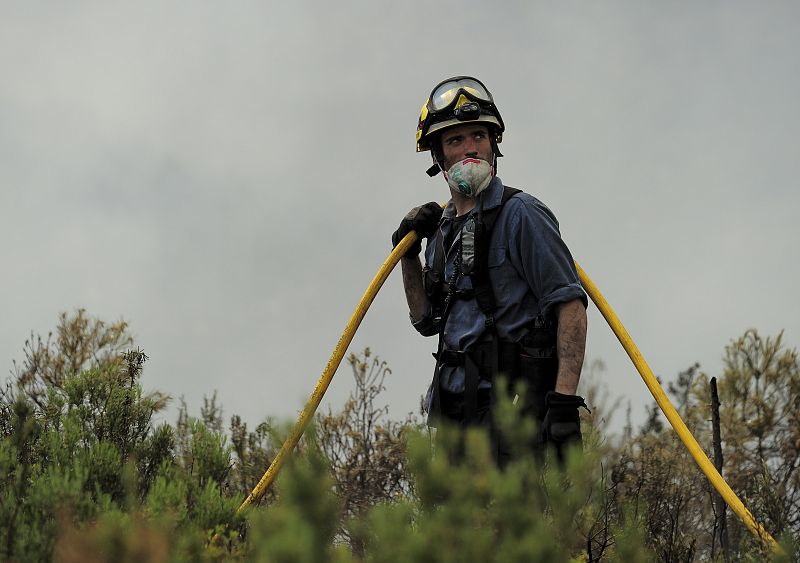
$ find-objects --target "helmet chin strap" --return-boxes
[490,138,502,174]
[426,162,441,177]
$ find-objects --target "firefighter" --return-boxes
[393,76,589,464]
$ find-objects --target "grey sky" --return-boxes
[2,2,798,434]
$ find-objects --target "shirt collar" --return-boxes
[441,175,504,219]
[479,176,505,211]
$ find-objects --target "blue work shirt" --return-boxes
[415,176,587,396]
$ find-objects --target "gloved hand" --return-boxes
[541,391,589,461]
[391,202,443,258]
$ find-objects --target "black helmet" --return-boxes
[416,76,505,153]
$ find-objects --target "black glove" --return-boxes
[541,391,589,461]
[391,202,443,258]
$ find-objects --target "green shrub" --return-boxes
[1,313,796,561]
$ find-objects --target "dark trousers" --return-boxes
[437,387,545,469]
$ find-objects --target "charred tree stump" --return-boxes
[710,376,731,562]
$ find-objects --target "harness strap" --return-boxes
[464,187,520,424]
[471,187,521,325]
[433,223,447,293]
[430,243,463,421]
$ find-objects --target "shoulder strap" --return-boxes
[482,186,521,234]
[471,186,521,326]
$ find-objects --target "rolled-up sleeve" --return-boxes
[508,198,587,318]
[411,306,440,337]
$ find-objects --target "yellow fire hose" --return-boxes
[236,231,418,512]
[237,229,780,554]
[574,262,779,553]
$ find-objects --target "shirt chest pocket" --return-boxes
[487,246,507,268]
[487,246,510,296]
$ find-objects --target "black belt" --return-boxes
[437,341,555,377]
[436,341,522,380]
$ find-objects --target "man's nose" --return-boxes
[463,137,479,157]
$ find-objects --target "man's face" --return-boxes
[439,124,493,171]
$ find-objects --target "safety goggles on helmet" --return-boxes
[429,77,494,113]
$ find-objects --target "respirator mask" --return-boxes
[443,157,494,197]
